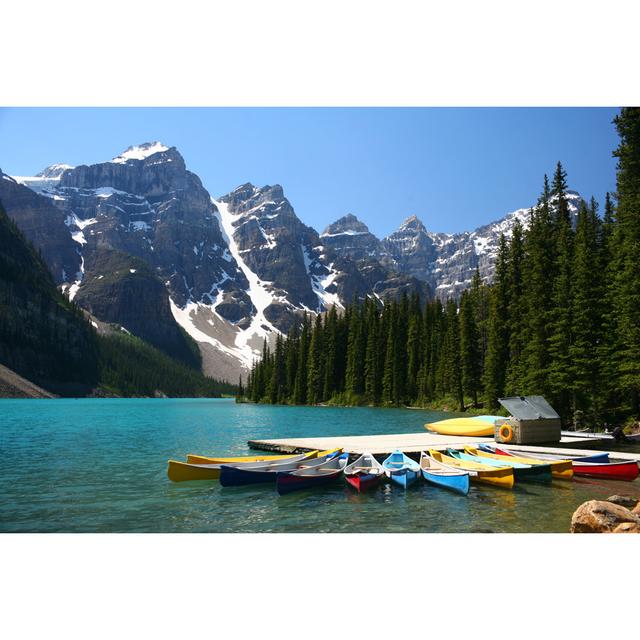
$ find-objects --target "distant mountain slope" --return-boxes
[323,192,583,300]
[0,198,232,397]
[3,143,428,381]
[0,199,99,394]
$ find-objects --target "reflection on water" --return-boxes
[0,398,638,533]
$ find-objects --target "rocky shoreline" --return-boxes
[571,495,640,533]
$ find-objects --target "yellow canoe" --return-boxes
[168,449,342,482]
[187,452,300,465]
[168,450,320,482]
[425,418,494,437]
[464,446,574,480]
[428,450,514,489]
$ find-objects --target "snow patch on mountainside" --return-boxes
[112,142,169,164]
[169,197,281,370]
[301,244,342,311]
[213,198,278,340]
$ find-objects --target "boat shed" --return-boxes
[495,395,562,444]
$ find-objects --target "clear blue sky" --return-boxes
[0,107,619,237]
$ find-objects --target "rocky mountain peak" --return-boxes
[321,213,371,237]
[111,142,170,164]
[36,164,74,179]
[397,214,427,233]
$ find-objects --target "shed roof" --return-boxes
[498,396,560,420]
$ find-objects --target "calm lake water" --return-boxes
[1,398,638,533]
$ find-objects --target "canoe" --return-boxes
[168,451,313,482]
[425,418,494,437]
[570,460,639,481]
[419,451,470,495]
[490,446,637,480]
[186,452,299,465]
[478,444,609,464]
[344,452,385,492]
[452,448,552,484]
[276,454,349,495]
[477,446,573,480]
[219,448,342,487]
[382,450,421,488]
[428,449,514,489]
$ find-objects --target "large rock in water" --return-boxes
[606,495,639,510]
[570,500,640,533]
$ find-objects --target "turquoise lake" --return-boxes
[1,398,638,533]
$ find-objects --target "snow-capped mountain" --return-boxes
[1,141,583,379]
[324,192,583,300]
[1,144,426,380]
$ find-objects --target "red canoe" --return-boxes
[492,446,639,481]
[344,452,385,493]
[572,460,639,481]
[345,473,382,492]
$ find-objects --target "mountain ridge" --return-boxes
[3,142,584,380]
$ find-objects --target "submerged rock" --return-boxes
[606,495,639,510]
[571,499,640,533]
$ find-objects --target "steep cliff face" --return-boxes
[320,213,389,262]
[0,200,99,394]
[74,249,201,368]
[0,173,82,286]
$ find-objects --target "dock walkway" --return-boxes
[248,432,640,461]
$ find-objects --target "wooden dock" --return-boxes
[248,432,640,462]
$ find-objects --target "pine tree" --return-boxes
[460,289,481,407]
[405,303,422,402]
[381,301,396,405]
[284,323,299,402]
[364,299,380,404]
[570,198,602,425]
[322,306,339,400]
[547,186,575,422]
[345,303,365,399]
[293,315,309,404]
[609,108,640,416]
[440,299,463,411]
[483,234,510,408]
[306,314,324,404]
[505,220,525,394]
[521,180,554,396]
[269,333,286,403]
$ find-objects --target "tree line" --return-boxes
[243,108,640,427]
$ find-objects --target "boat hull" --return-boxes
[475,446,573,480]
[429,450,514,489]
[186,453,297,465]
[345,473,381,492]
[573,461,639,481]
[276,469,343,495]
[425,418,494,437]
[387,469,419,488]
[421,468,470,495]
[167,460,222,482]
[219,466,279,486]
[457,450,552,484]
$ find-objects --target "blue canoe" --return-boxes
[447,449,552,484]
[477,443,610,464]
[419,451,470,495]
[220,449,341,487]
[382,450,420,488]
